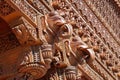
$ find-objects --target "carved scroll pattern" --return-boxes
[12,17,39,45]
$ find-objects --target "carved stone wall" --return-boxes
[0,0,120,80]
[85,0,120,44]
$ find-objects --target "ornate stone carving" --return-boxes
[65,66,77,80]
[0,0,119,80]
[0,0,15,16]
[12,17,39,45]
[7,0,38,24]
[11,11,96,79]
[19,45,53,79]
[26,0,50,14]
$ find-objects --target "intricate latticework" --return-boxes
[0,0,119,80]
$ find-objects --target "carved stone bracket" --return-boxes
[11,17,40,45]
[11,11,96,80]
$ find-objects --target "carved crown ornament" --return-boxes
[0,0,119,80]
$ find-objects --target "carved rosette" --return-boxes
[18,47,47,79]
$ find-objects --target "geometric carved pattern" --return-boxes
[8,0,50,25]
[87,0,120,42]
[0,0,15,16]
